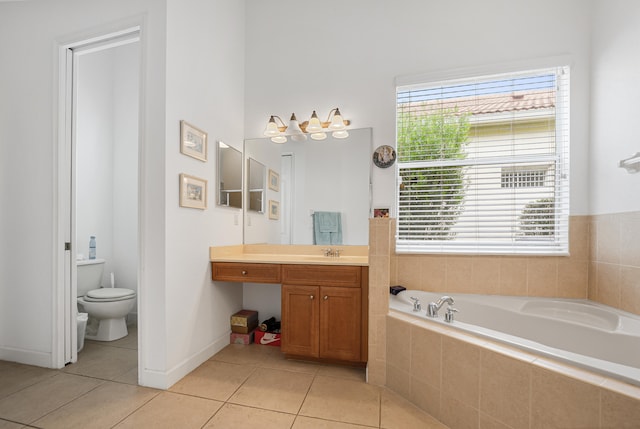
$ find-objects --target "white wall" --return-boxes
[163,0,245,386]
[244,0,593,216]
[589,0,640,214]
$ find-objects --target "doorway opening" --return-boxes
[57,28,141,382]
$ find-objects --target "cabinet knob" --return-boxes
[241,270,247,275]
[323,295,328,300]
[310,295,314,300]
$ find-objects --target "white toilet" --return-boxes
[77,259,136,342]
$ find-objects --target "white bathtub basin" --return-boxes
[390,291,640,385]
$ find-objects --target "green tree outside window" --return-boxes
[397,109,470,240]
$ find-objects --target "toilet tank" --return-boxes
[77,259,105,296]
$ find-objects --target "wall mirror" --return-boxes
[247,157,265,213]
[244,127,372,245]
[216,141,243,209]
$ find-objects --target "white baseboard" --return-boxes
[138,331,230,390]
[0,346,57,369]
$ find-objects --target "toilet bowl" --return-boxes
[77,259,136,342]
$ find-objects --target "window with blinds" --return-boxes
[396,66,570,254]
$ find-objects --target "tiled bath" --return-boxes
[367,213,640,428]
[386,311,640,429]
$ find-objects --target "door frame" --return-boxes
[54,25,143,369]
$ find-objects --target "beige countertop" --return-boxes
[209,244,369,266]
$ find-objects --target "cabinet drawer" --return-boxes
[211,262,281,283]
[282,264,361,288]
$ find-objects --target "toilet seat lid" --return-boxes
[86,288,135,300]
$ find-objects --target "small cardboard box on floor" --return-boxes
[230,330,255,345]
[229,310,258,345]
[230,310,258,334]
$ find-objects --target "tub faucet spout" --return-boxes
[426,295,454,318]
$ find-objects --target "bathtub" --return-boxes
[389,290,640,386]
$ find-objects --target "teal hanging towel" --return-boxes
[313,211,343,245]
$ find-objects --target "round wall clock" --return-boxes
[373,145,396,168]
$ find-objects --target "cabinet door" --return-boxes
[319,286,361,362]
[281,285,319,357]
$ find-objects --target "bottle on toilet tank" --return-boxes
[89,236,96,260]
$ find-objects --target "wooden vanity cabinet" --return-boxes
[281,264,368,363]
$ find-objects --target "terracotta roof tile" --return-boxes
[401,89,555,116]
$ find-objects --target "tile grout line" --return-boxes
[0,416,42,429]
[0,369,58,402]
[289,366,318,428]
[108,389,162,429]
[26,377,107,428]
[379,384,383,428]
[210,352,376,428]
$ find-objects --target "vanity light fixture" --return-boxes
[263,115,286,138]
[262,108,350,143]
[288,113,307,142]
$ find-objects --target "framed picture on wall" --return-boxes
[179,173,208,210]
[268,200,280,220]
[268,169,280,192]
[180,120,208,161]
[374,207,390,218]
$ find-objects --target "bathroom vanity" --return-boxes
[210,245,368,365]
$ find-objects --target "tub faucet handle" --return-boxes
[409,296,422,312]
[444,306,458,323]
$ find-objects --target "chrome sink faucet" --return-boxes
[426,295,454,318]
[322,248,342,257]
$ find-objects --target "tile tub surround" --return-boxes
[367,213,640,427]
[368,212,640,315]
[589,211,640,315]
[367,213,640,385]
[386,311,640,429]
[387,215,592,299]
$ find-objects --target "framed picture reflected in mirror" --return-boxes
[268,200,280,220]
[268,169,280,192]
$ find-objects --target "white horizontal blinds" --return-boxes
[396,66,570,254]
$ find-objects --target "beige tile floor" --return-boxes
[0,327,447,429]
